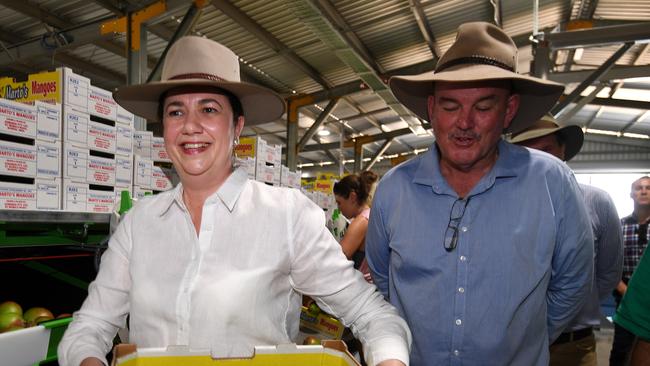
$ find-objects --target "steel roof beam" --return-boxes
[210,0,331,88]
[409,0,440,59]
[364,138,394,171]
[549,64,650,84]
[580,96,650,110]
[551,42,632,116]
[547,21,650,50]
[298,98,339,151]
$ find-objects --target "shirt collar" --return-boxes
[156,167,249,216]
[412,139,519,196]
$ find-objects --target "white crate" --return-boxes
[60,67,91,114]
[63,179,114,213]
[88,85,118,121]
[0,139,37,178]
[116,154,134,187]
[151,136,171,162]
[0,98,37,139]
[0,177,60,210]
[35,101,62,142]
[63,108,89,148]
[133,185,152,200]
[63,143,116,186]
[88,120,116,154]
[116,125,133,156]
[116,104,135,127]
[36,139,61,179]
[133,130,153,159]
[151,165,173,191]
[134,154,153,189]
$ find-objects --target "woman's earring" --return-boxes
[234,137,240,146]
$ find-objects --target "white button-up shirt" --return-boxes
[58,168,411,366]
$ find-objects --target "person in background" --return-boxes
[333,171,379,282]
[57,36,411,366]
[610,175,650,365]
[614,247,650,366]
[509,114,623,366]
[365,22,593,366]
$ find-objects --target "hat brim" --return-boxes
[113,79,286,126]
[389,64,564,133]
[509,124,584,161]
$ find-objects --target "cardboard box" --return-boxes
[235,156,256,179]
[63,108,89,148]
[255,163,280,185]
[134,155,153,189]
[63,143,116,186]
[111,340,359,366]
[133,131,153,159]
[88,86,118,121]
[299,306,345,341]
[88,120,117,154]
[117,105,135,127]
[281,165,302,189]
[151,136,171,162]
[116,125,134,156]
[0,177,61,210]
[0,98,37,139]
[36,139,61,179]
[35,101,62,142]
[63,179,114,212]
[151,165,173,191]
[116,154,134,188]
[0,139,37,178]
[0,67,90,113]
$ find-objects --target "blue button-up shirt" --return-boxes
[366,140,594,366]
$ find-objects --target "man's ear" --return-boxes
[503,93,521,130]
[427,95,436,123]
[235,116,245,139]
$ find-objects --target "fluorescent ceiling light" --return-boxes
[317,129,331,136]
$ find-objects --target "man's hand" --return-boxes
[80,357,104,366]
[377,360,406,366]
[617,281,628,295]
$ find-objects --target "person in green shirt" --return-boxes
[614,247,650,366]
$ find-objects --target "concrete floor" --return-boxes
[596,318,615,366]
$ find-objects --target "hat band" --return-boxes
[435,56,514,73]
[169,73,228,82]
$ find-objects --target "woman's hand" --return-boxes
[80,357,104,366]
[377,360,406,366]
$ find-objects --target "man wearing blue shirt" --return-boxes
[510,115,623,366]
[366,22,594,366]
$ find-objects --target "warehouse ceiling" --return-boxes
[0,0,649,173]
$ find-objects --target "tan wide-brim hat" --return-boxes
[389,22,564,134]
[509,114,584,161]
[113,36,285,126]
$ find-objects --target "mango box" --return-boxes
[133,155,153,189]
[88,120,117,154]
[63,179,115,213]
[151,137,171,162]
[0,317,71,366]
[111,340,360,366]
[63,108,90,148]
[133,131,153,159]
[0,177,61,210]
[0,139,60,179]
[116,154,134,187]
[151,165,173,192]
[117,105,135,127]
[0,98,37,139]
[89,85,118,121]
[35,101,62,142]
[133,185,152,200]
[299,306,345,340]
[116,125,134,157]
[0,67,90,113]
[63,143,116,186]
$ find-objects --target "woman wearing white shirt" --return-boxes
[57,36,410,366]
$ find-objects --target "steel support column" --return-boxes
[532,38,552,79]
[286,99,300,170]
[127,14,149,131]
[353,141,363,173]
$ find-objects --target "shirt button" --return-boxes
[461,226,468,232]
[453,350,460,356]
[455,319,462,326]
[458,287,465,293]
[460,256,467,262]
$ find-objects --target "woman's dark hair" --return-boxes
[333,171,378,205]
[158,86,243,125]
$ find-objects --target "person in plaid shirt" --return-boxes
[610,175,650,365]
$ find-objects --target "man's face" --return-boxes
[631,178,650,207]
[517,133,566,161]
[427,80,520,172]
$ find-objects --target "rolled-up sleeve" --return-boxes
[287,190,411,365]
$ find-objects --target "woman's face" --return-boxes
[162,89,244,184]
[335,192,358,220]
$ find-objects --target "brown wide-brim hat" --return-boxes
[113,36,285,126]
[509,114,584,161]
[389,22,564,134]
